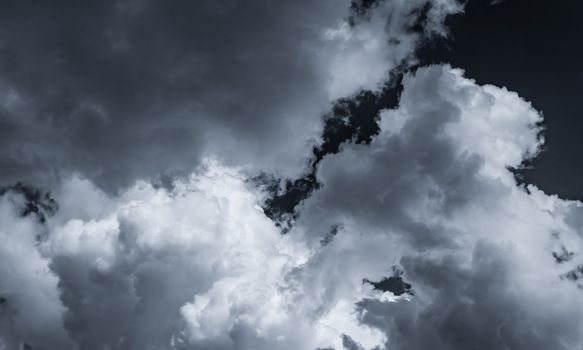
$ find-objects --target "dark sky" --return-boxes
[420,0,583,199]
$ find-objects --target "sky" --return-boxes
[0,1,582,349]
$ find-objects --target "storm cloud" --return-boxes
[0,0,460,192]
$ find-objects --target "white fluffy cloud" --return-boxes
[290,65,583,349]
[0,161,383,349]
[322,0,462,99]
[46,162,315,349]
[0,195,70,350]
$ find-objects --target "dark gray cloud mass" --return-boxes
[0,0,457,192]
[2,1,583,350]
[0,0,341,190]
[357,241,583,350]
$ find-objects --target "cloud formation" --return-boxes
[2,1,583,350]
[1,64,583,350]
[0,0,461,192]
[290,65,583,349]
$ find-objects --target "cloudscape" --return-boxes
[1,1,582,349]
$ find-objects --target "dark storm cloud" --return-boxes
[0,0,463,194]
[0,0,345,191]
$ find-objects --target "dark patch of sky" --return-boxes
[417,0,583,199]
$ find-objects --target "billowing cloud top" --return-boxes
[1,1,583,350]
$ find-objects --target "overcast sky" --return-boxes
[1,1,582,350]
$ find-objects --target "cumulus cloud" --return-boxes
[0,161,385,349]
[2,64,583,350]
[0,194,69,350]
[289,65,583,349]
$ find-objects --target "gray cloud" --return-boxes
[357,241,583,350]
[0,0,461,193]
[0,0,335,191]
